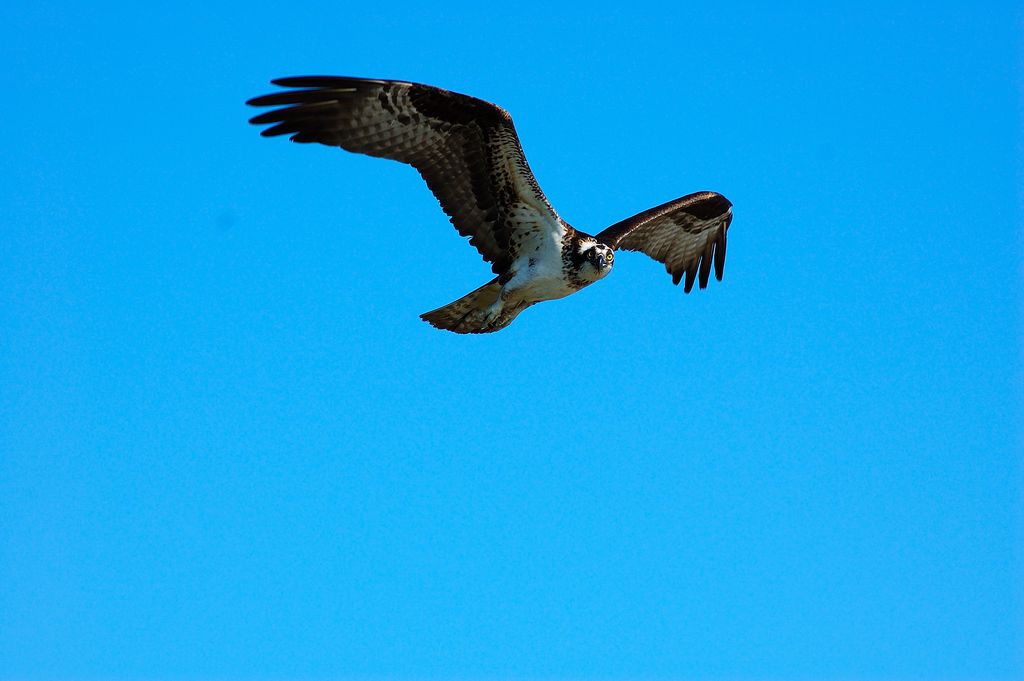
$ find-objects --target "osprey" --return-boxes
[247,76,733,333]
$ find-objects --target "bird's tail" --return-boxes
[420,278,525,334]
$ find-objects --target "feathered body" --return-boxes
[247,76,733,333]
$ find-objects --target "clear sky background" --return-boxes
[1,1,1021,679]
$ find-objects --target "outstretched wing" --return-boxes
[597,191,733,293]
[247,76,562,275]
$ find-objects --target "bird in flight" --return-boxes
[247,76,733,333]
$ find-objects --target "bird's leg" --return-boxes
[480,286,509,327]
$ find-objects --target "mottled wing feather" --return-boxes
[597,191,733,293]
[247,76,561,275]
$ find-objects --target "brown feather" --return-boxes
[247,76,562,275]
[714,228,727,280]
[698,241,714,288]
[597,191,733,293]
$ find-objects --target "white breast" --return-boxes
[505,246,575,304]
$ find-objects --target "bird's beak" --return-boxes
[597,255,606,269]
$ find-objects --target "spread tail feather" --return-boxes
[420,278,526,334]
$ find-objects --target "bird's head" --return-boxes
[576,240,615,281]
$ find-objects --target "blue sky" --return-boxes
[1,1,1021,679]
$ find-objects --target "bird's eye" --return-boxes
[606,251,613,263]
